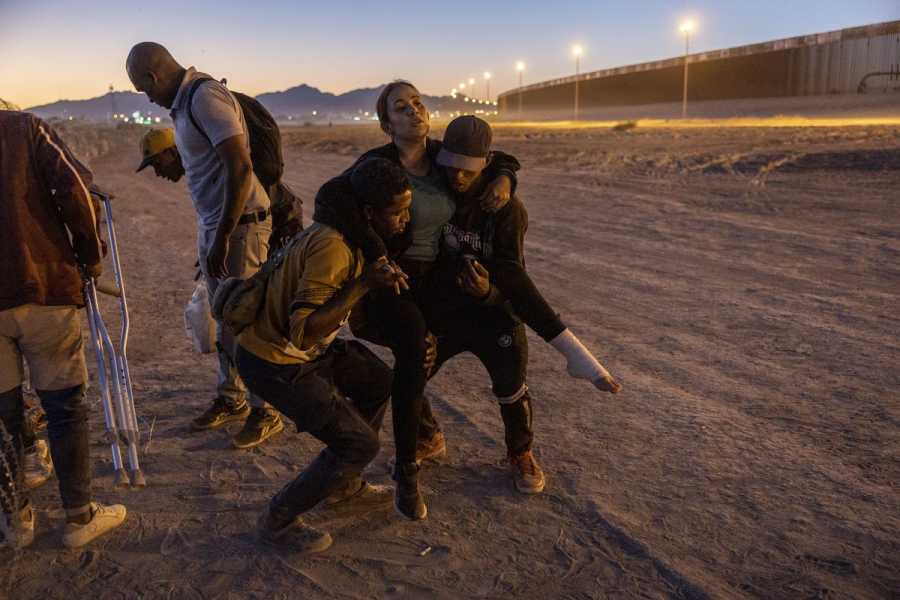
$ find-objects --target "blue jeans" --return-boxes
[0,384,91,512]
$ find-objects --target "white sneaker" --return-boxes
[24,439,53,490]
[61,502,126,548]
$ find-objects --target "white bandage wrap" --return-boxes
[550,329,612,386]
[496,383,529,405]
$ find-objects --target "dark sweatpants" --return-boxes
[419,306,534,455]
[235,340,391,523]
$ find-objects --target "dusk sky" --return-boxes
[2,0,898,108]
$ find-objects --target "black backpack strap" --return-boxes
[184,76,216,144]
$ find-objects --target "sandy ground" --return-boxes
[3,119,899,600]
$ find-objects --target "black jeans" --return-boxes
[364,264,433,465]
[235,340,391,523]
[420,306,534,455]
[0,384,91,513]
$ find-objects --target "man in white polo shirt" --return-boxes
[126,42,283,448]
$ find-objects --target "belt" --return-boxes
[238,208,270,225]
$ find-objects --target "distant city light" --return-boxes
[680,20,694,33]
[312,110,317,115]
[459,82,466,90]
[468,78,475,85]
[154,117,161,123]
[572,44,584,57]
[516,61,526,72]
[483,72,491,80]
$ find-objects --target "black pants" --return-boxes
[235,340,391,522]
[365,265,432,465]
[420,306,534,455]
[0,384,91,513]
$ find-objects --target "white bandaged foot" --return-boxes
[550,329,616,390]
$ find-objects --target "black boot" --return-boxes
[392,461,426,520]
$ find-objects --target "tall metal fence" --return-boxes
[499,20,900,115]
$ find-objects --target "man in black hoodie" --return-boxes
[418,116,622,494]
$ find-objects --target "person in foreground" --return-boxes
[230,159,411,552]
[418,115,622,493]
[0,110,126,549]
[127,42,284,449]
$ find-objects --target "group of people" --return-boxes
[0,41,620,554]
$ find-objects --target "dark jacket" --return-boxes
[313,137,520,261]
[429,179,565,341]
[0,112,102,310]
[430,178,527,316]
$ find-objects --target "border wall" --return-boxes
[498,20,900,119]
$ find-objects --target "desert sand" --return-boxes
[3,118,898,600]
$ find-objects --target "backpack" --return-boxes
[185,77,284,188]
[210,235,298,335]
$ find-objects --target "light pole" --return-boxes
[515,61,526,118]
[572,45,583,120]
[680,21,694,119]
[483,72,492,103]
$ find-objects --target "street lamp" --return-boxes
[572,45,583,120]
[483,72,492,103]
[680,20,694,118]
[515,61,526,118]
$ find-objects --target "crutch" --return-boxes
[82,187,145,488]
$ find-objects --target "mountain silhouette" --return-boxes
[26,83,482,121]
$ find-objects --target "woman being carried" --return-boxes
[315,81,521,521]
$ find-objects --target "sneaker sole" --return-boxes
[232,418,285,449]
[62,508,127,548]
[513,477,546,494]
[394,498,428,521]
[326,485,393,515]
[190,407,251,432]
[260,531,334,554]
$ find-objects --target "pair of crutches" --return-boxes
[82,188,145,488]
